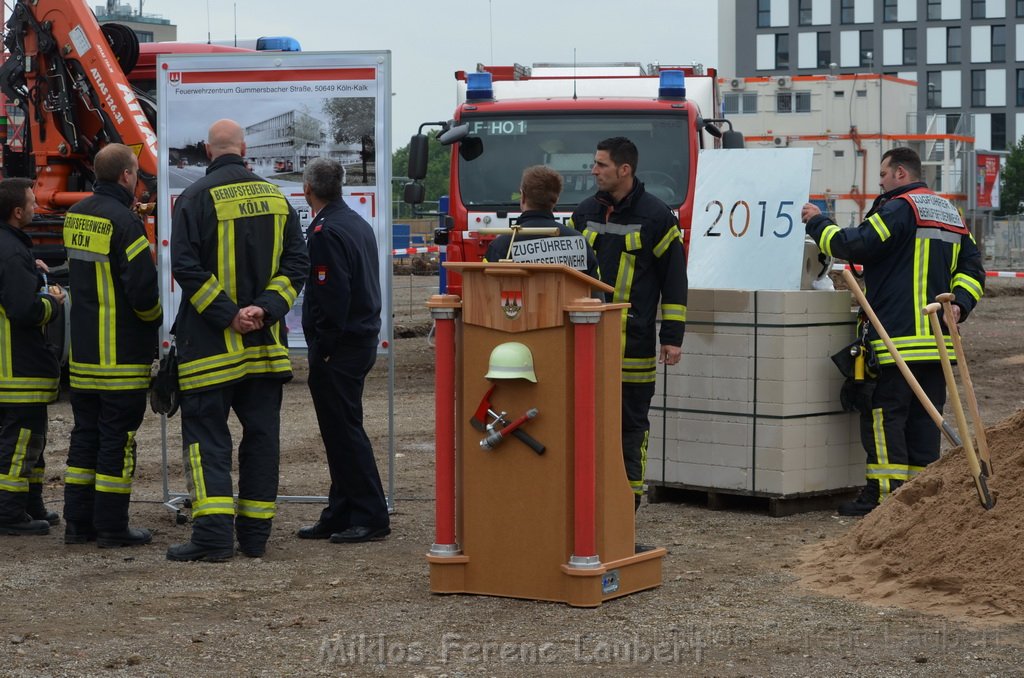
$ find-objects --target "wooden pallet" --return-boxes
[647,482,860,518]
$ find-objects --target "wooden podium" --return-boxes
[426,262,666,607]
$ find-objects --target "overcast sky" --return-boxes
[138,0,720,152]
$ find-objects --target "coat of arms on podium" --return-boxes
[500,290,523,319]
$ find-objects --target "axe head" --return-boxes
[470,384,496,432]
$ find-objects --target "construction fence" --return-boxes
[987,216,1024,272]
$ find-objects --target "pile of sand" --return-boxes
[798,409,1024,625]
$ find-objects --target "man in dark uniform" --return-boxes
[803,147,984,516]
[168,119,308,561]
[484,165,600,282]
[569,137,688,511]
[62,143,162,547]
[0,177,64,536]
[296,157,389,543]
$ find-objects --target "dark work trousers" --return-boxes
[64,390,146,532]
[0,405,47,522]
[307,343,389,530]
[621,380,656,498]
[180,378,282,552]
[859,362,946,501]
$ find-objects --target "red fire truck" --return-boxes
[404,62,744,296]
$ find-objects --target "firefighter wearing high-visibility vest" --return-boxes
[803,147,985,516]
[61,144,162,547]
[168,119,308,562]
[0,178,63,536]
[569,137,688,511]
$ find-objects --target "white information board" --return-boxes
[688,148,813,290]
[155,51,392,352]
[508,235,588,269]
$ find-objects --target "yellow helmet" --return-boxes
[484,342,537,382]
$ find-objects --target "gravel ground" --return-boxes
[2,277,1023,677]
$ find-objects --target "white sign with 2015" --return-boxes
[687,148,813,291]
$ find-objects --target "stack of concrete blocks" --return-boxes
[647,288,864,499]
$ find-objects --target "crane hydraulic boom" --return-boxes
[0,0,158,216]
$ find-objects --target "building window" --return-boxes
[860,31,874,67]
[776,91,811,113]
[817,32,831,68]
[776,34,790,68]
[971,70,986,106]
[883,0,898,22]
[757,0,771,28]
[135,31,154,43]
[1018,69,1024,107]
[992,25,1006,62]
[946,27,961,64]
[840,0,855,24]
[992,113,1006,150]
[926,71,941,108]
[971,0,986,18]
[723,92,759,114]
[798,0,813,26]
[903,28,917,65]
[1019,0,1024,16]
[927,0,941,20]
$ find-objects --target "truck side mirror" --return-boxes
[403,181,425,206]
[407,134,429,180]
[722,130,745,149]
[438,123,470,146]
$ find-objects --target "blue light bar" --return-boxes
[466,72,494,100]
[256,36,301,51]
[658,70,686,99]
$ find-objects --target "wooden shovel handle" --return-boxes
[935,293,992,476]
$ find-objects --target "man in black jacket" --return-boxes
[296,157,389,543]
[803,147,985,516]
[169,119,308,560]
[0,178,64,536]
[569,138,688,511]
[62,143,162,547]
[484,165,600,282]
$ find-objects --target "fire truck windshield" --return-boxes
[456,113,690,211]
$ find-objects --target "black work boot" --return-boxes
[0,513,51,536]
[65,521,98,544]
[97,526,153,548]
[27,488,60,526]
[838,481,880,517]
[634,494,642,513]
[167,541,234,562]
[27,505,60,526]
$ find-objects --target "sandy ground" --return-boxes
[3,277,1024,677]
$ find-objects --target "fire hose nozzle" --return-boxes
[480,408,538,450]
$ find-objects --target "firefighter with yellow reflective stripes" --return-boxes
[0,178,63,536]
[569,137,687,512]
[802,147,985,516]
[61,144,161,547]
[168,119,308,561]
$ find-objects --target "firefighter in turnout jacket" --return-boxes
[569,137,687,511]
[0,178,63,536]
[168,119,308,561]
[62,144,162,547]
[484,165,601,282]
[802,147,985,516]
